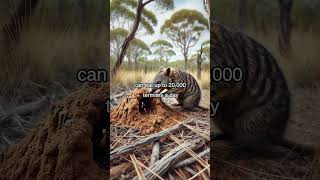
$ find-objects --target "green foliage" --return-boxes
[165,49,176,57]
[151,39,173,48]
[153,0,175,10]
[110,0,157,34]
[151,39,175,62]
[202,40,210,46]
[110,28,129,40]
[110,28,129,57]
[131,38,150,52]
[161,9,209,33]
[160,9,208,69]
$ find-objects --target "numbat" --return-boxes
[151,67,206,111]
[211,21,315,154]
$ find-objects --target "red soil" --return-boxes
[111,88,186,135]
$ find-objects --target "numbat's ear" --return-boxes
[165,68,171,76]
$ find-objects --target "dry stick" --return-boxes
[51,81,69,96]
[136,160,165,180]
[0,105,29,133]
[189,165,210,180]
[173,169,186,180]
[130,154,146,180]
[133,138,205,180]
[170,135,209,179]
[110,123,185,161]
[170,135,208,168]
[168,174,175,180]
[1,133,12,145]
[27,80,48,92]
[173,148,210,168]
[150,141,160,165]
[196,164,210,180]
[183,167,197,176]
[111,128,135,149]
[183,124,209,140]
[111,92,126,101]
[11,96,49,116]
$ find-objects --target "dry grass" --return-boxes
[111,69,210,91]
[111,69,157,89]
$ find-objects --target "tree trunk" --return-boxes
[197,46,203,80]
[204,0,210,28]
[79,0,88,30]
[197,61,202,79]
[134,58,138,70]
[111,0,147,75]
[2,0,40,55]
[183,53,188,70]
[238,0,248,30]
[278,0,293,57]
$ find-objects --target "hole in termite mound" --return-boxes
[139,96,155,114]
[111,88,186,135]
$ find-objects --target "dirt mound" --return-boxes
[111,88,186,135]
[0,82,108,180]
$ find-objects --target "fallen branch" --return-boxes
[111,92,125,101]
[133,138,205,180]
[12,96,49,116]
[1,133,12,145]
[26,80,48,93]
[173,148,210,168]
[150,141,160,165]
[110,123,185,161]
[51,81,69,96]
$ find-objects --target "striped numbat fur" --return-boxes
[210,21,314,153]
[151,68,204,111]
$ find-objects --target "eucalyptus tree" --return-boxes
[163,49,176,64]
[110,28,129,59]
[203,0,210,27]
[110,0,157,34]
[160,9,208,70]
[151,39,174,63]
[111,0,174,75]
[128,38,151,70]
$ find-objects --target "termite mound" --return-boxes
[111,88,186,135]
[0,82,108,180]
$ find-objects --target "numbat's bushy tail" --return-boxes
[210,21,314,154]
[151,68,203,111]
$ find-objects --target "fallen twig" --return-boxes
[150,141,160,166]
[130,154,146,180]
[111,92,125,101]
[133,138,205,180]
[173,148,210,168]
[110,123,185,161]
[12,96,49,116]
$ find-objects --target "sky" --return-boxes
[131,0,209,61]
